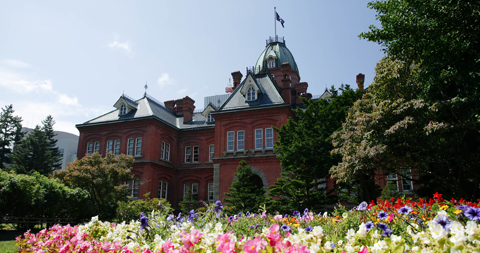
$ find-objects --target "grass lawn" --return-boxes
[0,224,24,253]
[0,240,17,253]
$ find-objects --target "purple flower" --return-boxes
[214,200,223,214]
[456,205,470,212]
[377,223,388,231]
[188,209,198,222]
[167,214,174,222]
[280,224,290,232]
[305,226,313,232]
[331,243,336,248]
[228,216,234,221]
[246,211,251,217]
[398,205,413,215]
[432,214,452,231]
[365,221,374,231]
[139,212,149,231]
[357,201,368,211]
[465,207,480,221]
[237,212,242,218]
[292,210,300,216]
[377,211,388,220]
[382,228,393,237]
[303,208,309,215]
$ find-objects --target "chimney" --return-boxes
[281,62,292,104]
[164,100,175,112]
[356,73,365,90]
[181,96,195,123]
[231,71,243,90]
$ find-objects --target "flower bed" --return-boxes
[15,193,480,252]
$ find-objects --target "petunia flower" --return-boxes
[464,207,480,221]
[214,200,223,214]
[139,212,149,231]
[398,205,413,215]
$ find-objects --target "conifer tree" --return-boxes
[0,105,23,170]
[224,160,266,214]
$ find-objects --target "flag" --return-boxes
[276,11,285,28]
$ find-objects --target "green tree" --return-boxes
[42,115,62,170]
[116,192,171,222]
[270,86,365,212]
[332,0,480,200]
[178,190,198,215]
[0,105,23,170]
[54,152,134,220]
[224,160,266,214]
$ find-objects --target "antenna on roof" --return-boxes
[144,82,148,97]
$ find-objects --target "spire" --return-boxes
[144,82,148,97]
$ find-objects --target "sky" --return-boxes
[0,1,385,135]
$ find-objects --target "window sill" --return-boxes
[134,155,144,158]
[159,158,172,163]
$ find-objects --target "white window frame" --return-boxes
[185,146,192,163]
[208,183,214,202]
[193,146,199,162]
[237,130,245,151]
[94,141,100,153]
[401,169,413,192]
[127,178,139,198]
[161,141,165,160]
[114,139,120,155]
[165,143,170,161]
[209,144,214,161]
[227,131,235,151]
[265,128,274,149]
[120,104,127,115]
[107,140,113,153]
[247,87,256,101]
[86,142,93,155]
[184,183,191,198]
[135,137,142,156]
[158,181,168,199]
[387,173,399,191]
[207,113,214,123]
[255,129,263,149]
[127,138,134,156]
[268,59,275,68]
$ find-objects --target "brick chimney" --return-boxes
[164,100,175,112]
[281,62,292,104]
[181,96,195,123]
[356,73,365,90]
[231,71,243,90]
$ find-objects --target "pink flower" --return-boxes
[190,229,203,244]
[274,214,283,221]
[266,224,281,246]
[260,211,267,218]
[243,236,267,253]
[388,213,393,222]
[216,232,235,253]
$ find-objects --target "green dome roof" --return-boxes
[254,38,298,75]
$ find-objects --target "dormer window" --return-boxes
[247,87,256,101]
[268,59,275,68]
[207,113,214,123]
[119,104,127,115]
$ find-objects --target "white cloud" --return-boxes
[1,59,31,68]
[177,88,188,95]
[108,34,133,54]
[157,73,174,87]
[56,93,79,106]
[0,70,53,93]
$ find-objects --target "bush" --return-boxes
[116,192,171,222]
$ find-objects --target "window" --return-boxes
[94,141,100,153]
[184,184,190,198]
[114,139,120,155]
[387,174,399,191]
[193,146,199,162]
[401,169,413,192]
[184,183,198,200]
[165,143,170,161]
[209,144,214,161]
[207,113,214,123]
[126,178,139,198]
[237,130,244,150]
[158,181,168,199]
[127,138,134,156]
[247,87,256,101]
[255,129,263,149]
[120,104,127,115]
[208,183,214,202]
[107,140,113,153]
[185,146,192,163]
[268,59,275,68]
[227,131,234,151]
[265,128,274,149]
[161,142,165,160]
[86,142,93,155]
[135,137,142,156]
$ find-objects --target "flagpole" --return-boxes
[274,7,276,39]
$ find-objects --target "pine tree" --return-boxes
[0,105,23,170]
[42,115,62,170]
[224,160,266,214]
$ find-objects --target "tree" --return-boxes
[332,0,480,200]
[224,160,266,214]
[54,152,135,220]
[270,86,365,211]
[0,105,23,170]
[11,115,62,175]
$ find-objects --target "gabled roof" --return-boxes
[113,95,138,109]
[217,72,285,112]
[202,103,218,117]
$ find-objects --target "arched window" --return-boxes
[267,59,275,68]
[247,87,256,101]
[120,104,127,115]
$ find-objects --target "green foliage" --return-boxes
[178,190,198,215]
[224,160,266,214]
[271,86,365,211]
[0,240,17,253]
[332,0,480,201]
[380,181,403,200]
[116,192,171,222]
[0,171,91,224]
[11,115,62,175]
[54,152,134,220]
[0,105,23,170]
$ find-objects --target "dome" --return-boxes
[254,37,298,75]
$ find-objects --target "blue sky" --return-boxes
[0,1,385,135]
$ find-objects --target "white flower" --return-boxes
[357,223,367,238]
[215,222,223,232]
[372,230,381,239]
[309,243,321,253]
[337,240,343,246]
[450,221,465,235]
[437,210,447,216]
[342,212,348,219]
[323,212,328,218]
[344,245,355,253]
[390,234,402,243]
[346,228,356,242]
[324,241,333,251]
[312,226,324,237]
[411,246,419,252]
[429,223,447,241]
[450,232,466,244]
[371,240,387,253]
[465,221,477,236]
